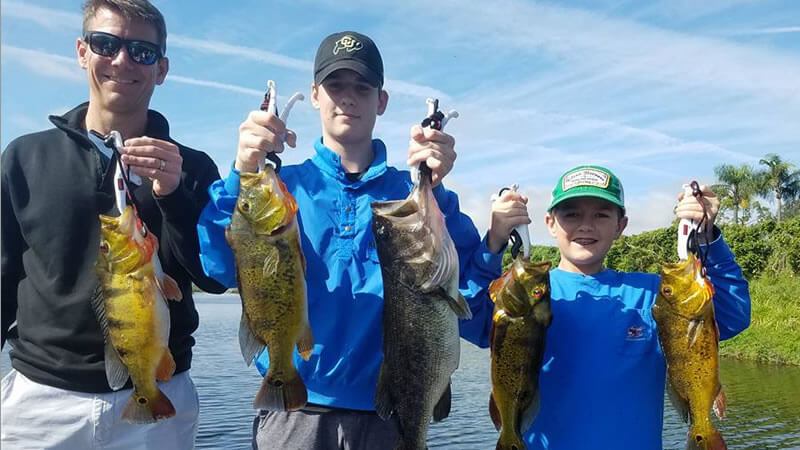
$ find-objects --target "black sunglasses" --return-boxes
[84,31,163,66]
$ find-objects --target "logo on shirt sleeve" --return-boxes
[626,326,645,340]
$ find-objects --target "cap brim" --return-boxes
[547,190,625,212]
[315,59,382,87]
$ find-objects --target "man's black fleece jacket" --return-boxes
[1,103,227,392]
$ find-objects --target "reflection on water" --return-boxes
[3,293,799,449]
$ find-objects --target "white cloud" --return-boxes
[2,1,450,100]
[732,26,800,35]
[2,1,81,31]
[166,75,264,97]
[2,45,84,82]
[167,35,311,72]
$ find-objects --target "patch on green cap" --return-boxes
[547,165,625,212]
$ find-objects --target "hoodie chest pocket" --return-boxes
[615,307,656,356]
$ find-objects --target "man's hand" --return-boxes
[236,110,297,173]
[406,125,456,187]
[487,190,531,254]
[675,184,720,240]
[121,137,182,196]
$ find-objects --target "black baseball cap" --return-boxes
[314,31,384,88]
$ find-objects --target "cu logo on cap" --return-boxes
[333,35,363,55]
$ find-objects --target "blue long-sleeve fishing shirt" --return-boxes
[197,138,502,410]
[525,233,751,449]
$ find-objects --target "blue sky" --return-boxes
[2,0,799,244]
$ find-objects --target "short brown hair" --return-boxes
[82,0,167,53]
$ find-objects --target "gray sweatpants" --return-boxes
[252,407,400,450]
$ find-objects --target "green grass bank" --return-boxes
[720,274,800,365]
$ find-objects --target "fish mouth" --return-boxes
[371,196,420,218]
[662,253,699,275]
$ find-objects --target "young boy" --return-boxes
[196,31,530,449]
[525,165,751,449]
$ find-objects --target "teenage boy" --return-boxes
[1,1,225,448]
[197,31,530,449]
[525,165,750,449]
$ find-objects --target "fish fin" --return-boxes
[296,322,314,361]
[437,289,472,320]
[159,274,183,302]
[489,393,502,431]
[122,389,175,424]
[374,365,394,420]
[104,341,130,390]
[91,284,130,390]
[687,319,702,348]
[262,246,280,278]
[432,382,452,422]
[713,386,727,419]
[156,348,176,382]
[520,388,540,435]
[489,319,497,348]
[239,312,265,367]
[294,238,307,275]
[253,368,307,411]
[666,379,690,423]
[152,254,182,301]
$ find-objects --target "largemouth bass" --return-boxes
[225,167,313,411]
[372,165,472,450]
[489,258,552,450]
[653,253,727,450]
[93,204,183,423]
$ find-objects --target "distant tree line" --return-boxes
[713,154,800,224]
[504,154,800,279]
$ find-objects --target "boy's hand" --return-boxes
[236,110,297,173]
[487,190,531,254]
[121,137,182,196]
[407,125,456,187]
[675,184,720,239]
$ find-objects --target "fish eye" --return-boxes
[137,397,148,405]
[99,241,109,253]
[531,287,543,298]
[662,286,673,296]
[241,201,250,212]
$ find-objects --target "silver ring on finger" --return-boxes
[159,160,166,171]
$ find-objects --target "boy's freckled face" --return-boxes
[545,197,628,274]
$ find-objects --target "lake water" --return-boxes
[3,293,799,449]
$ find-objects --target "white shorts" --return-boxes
[1,368,199,450]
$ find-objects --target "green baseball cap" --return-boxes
[547,165,625,213]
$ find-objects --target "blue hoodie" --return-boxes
[197,138,503,410]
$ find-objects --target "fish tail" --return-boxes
[253,367,307,411]
[496,430,526,450]
[121,388,175,424]
[686,426,727,450]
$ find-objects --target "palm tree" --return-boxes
[714,164,760,225]
[759,154,800,222]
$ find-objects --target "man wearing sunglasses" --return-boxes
[1,1,225,448]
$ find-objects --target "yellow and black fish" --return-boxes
[226,167,313,411]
